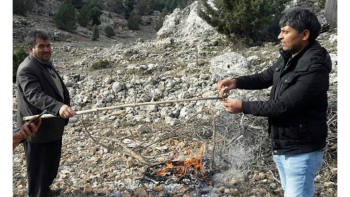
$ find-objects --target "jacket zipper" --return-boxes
[274,58,292,100]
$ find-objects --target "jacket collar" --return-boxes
[30,54,53,68]
[279,40,316,64]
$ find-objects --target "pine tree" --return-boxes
[91,7,102,25]
[151,0,166,12]
[135,0,151,16]
[78,0,103,26]
[148,0,155,12]
[92,26,99,40]
[107,0,126,14]
[77,4,91,27]
[198,0,290,43]
[54,0,77,31]
[72,0,83,9]
[124,0,135,10]
[13,0,35,15]
[127,10,141,30]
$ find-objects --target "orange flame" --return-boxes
[155,141,207,178]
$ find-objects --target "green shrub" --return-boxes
[20,19,28,26]
[13,0,35,15]
[13,48,28,83]
[104,26,115,38]
[154,19,163,31]
[92,26,99,40]
[127,10,141,30]
[72,0,84,9]
[91,60,111,70]
[318,0,326,9]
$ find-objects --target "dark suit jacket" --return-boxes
[16,55,71,143]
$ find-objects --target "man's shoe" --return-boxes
[47,188,61,196]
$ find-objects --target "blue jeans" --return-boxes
[273,148,325,197]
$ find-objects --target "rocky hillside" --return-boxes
[13,1,337,196]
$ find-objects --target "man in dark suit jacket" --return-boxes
[16,30,76,197]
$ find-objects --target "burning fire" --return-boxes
[155,141,207,178]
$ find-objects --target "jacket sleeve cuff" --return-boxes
[53,103,64,116]
[242,101,252,114]
[235,77,244,89]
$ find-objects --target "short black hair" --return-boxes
[279,8,321,42]
[25,30,51,46]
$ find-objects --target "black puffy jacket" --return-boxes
[237,41,332,155]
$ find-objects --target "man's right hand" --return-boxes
[59,104,76,119]
[13,116,42,150]
[217,79,237,93]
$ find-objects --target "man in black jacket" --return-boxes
[16,30,76,196]
[217,8,331,197]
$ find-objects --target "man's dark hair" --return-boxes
[25,30,51,46]
[279,8,321,42]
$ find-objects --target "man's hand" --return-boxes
[59,104,76,119]
[223,99,243,114]
[217,79,237,93]
[13,116,42,150]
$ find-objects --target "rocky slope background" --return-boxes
[12,0,338,196]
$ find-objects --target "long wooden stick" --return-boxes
[23,97,223,121]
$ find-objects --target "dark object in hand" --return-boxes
[27,109,47,129]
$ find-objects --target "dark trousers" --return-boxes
[23,139,62,197]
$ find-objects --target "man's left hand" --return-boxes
[223,99,243,114]
[59,104,76,119]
